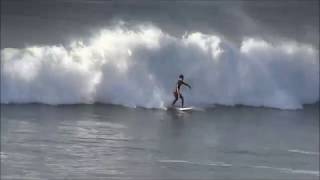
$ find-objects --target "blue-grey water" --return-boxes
[1,104,319,179]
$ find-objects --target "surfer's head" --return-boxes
[179,74,184,80]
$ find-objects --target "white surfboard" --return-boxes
[176,107,193,111]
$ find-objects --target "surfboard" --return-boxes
[175,107,193,111]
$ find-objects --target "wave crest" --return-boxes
[1,24,319,109]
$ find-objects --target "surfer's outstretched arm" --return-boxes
[182,81,191,89]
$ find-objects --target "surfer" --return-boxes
[172,74,191,108]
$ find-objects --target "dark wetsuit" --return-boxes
[172,79,191,107]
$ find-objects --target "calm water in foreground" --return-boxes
[1,104,319,179]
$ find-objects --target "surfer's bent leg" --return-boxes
[180,94,184,107]
[172,92,178,106]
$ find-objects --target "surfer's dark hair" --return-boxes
[179,74,184,79]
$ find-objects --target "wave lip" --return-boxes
[1,24,319,109]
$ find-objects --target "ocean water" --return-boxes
[1,1,319,179]
[1,104,318,179]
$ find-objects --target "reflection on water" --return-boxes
[1,104,319,179]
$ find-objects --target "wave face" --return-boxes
[1,24,319,109]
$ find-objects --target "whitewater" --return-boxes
[1,24,319,109]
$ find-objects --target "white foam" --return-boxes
[159,159,232,167]
[252,165,319,176]
[159,160,191,163]
[0,151,8,159]
[1,24,319,109]
[288,149,319,155]
[159,159,318,176]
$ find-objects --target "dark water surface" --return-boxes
[1,104,319,179]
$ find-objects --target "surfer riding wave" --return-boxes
[172,74,191,108]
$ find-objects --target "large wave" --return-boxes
[1,24,319,109]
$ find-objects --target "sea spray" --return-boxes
[1,25,319,109]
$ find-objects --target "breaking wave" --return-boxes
[1,24,319,109]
